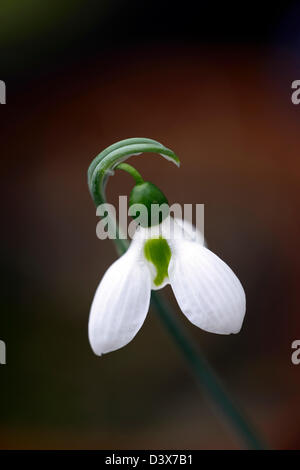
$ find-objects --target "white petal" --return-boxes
[88,241,151,355]
[168,240,246,334]
[174,217,205,245]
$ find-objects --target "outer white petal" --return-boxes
[88,240,151,355]
[168,240,246,334]
[174,217,205,245]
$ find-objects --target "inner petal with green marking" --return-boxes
[144,237,172,287]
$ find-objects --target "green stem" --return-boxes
[116,163,144,185]
[151,291,267,449]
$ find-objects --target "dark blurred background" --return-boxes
[1,0,300,449]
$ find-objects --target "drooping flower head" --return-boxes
[88,138,246,355]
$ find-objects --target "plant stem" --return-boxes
[116,163,144,185]
[151,290,267,450]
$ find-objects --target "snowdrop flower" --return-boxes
[88,137,246,356]
[89,211,245,356]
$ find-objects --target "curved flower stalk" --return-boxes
[88,138,179,254]
[87,138,265,449]
[88,137,179,206]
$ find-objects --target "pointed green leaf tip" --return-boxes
[144,237,171,286]
[88,138,180,207]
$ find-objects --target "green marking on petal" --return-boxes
[144,237,171,287]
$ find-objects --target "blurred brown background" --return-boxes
[1,0,300,450]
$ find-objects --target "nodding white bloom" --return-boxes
[88,216,246,355]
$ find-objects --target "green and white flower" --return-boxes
[88,137,246,356]
[88,215,246,355]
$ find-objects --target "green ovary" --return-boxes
[144,237,171,287]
